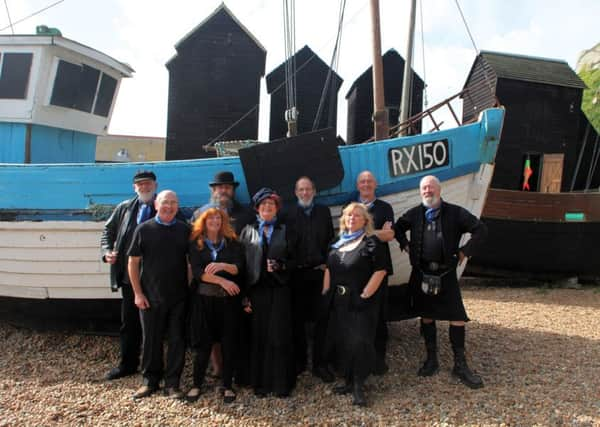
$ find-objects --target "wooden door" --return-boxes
[540,154,564,193]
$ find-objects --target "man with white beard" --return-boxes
[101,170,159,380]
[394,175,487,389]
[284,176,334,382]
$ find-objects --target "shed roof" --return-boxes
[465,50,586,90]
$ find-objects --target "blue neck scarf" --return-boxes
[332,229,365,249]
[299,201,314,216]
[257,216,277,245]
[137,203,152,224]
[204,238,225,261]
[155,215,177,226]
[425,207,440,223]
[359,197,375,210]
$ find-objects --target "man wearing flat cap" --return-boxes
[101,170,158,380]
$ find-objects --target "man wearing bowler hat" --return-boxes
[193,171,254,235]
[101,170,158,380]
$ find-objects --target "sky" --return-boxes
[4,0,600,141]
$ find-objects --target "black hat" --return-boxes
[133,170,156,183]
[252,187,280,209]
[209,171,239,188]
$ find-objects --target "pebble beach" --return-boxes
[1,286,599,426]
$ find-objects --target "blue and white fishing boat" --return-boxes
[0,27,504,316]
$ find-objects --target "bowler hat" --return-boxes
[133,170,156,183]
[209,171,239,188]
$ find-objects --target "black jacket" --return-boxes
[394,200,487,269]
[101,196,148,291]
[283,203,334,268]
[239,221,295,287]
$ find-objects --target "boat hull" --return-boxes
[468,188,600,278]
[0,109,504,304]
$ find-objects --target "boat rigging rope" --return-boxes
[454,0,495,98]
[3,0,14,34]
[0,0,65,32]
[312,0,346,131]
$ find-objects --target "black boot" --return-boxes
[449,325,484,389]
[333,381,352,395]
[352,379,367,407]
[418,321,439,377]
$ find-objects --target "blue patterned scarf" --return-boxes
[204,238,225,261]
[331,229,365,249]
[425,207,440,223]
[155,215,177,226]
[257,216,277,245]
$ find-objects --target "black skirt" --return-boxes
[408,268,469,321]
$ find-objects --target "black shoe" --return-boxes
[132,384,158,399]
[223,389,236,404]
[373,359,389,376]
[105,366,136,381]
[417,356,439,377]
[186,387,202,403]
[333,382,352,395]
[352,382,367,407]
[313,366,335,383]
[452,364,484,389]
[254,388,268,398]
[164,387,185,400]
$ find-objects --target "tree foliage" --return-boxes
[579,68,600,133]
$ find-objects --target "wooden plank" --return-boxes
[0,229,102,248]
[0,259,105,275]
[0,284,48,299]
[0,271,108,287]
[47,287,119,299]
[483,188,600,222]
[0,247,102,262]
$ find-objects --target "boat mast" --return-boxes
[398,0,416,135]
[369,0,388,141]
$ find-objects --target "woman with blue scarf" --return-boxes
[239,187,296,398]
[323,202,387,407]
[187,207,244,404]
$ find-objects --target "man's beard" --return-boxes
[297,197,314,208]
[211,194,233,210]
[137,190,155,203]
[422,195,440,208]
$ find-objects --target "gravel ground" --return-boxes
[1,286,599,426]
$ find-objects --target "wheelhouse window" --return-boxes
[0,52,33,99]
[50,59,117,117]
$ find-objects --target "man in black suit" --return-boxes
[286,176,335,381]
[394,175,487,389]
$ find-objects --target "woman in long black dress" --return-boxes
[323,202,387,407]
[187,207,244,404]
[239,188,296,397]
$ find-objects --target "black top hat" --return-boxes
[133,170,156,183]
[209,171,239,187]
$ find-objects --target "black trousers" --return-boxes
[291,268,330,371]
[119,281,143,372]
[140,299,186,388]
[374,276,389,364]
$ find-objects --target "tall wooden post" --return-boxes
[369,0,388,141]
[399,0,416,135]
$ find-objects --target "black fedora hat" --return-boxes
[209,171,239,188]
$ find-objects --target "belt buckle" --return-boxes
[336,285,347,296]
